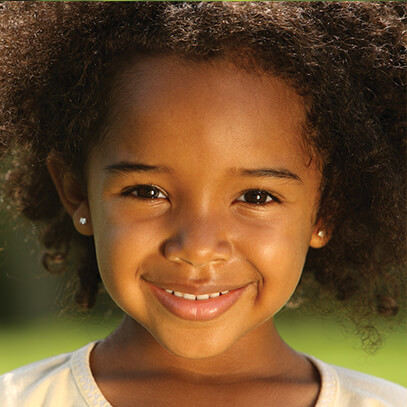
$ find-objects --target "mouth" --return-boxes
[163,289,230,300]
[144,282,247,321]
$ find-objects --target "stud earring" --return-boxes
[79,217,88,225]
[317,230,325,239]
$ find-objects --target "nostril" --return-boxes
[163,239,183,262]
[169,256,226,269]
[163,235,231,268]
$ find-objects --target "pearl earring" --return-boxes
[317,230,325,239]
[79,217,88,225]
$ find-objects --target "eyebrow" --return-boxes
[236,168,303,183]
[104,161,302,183]
[104,162,172,174]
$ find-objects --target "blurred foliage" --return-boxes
[0,216,60,322]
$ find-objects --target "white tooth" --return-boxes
[221,290,229,295]
[165,289,173,294]
[183,293,196,300]
[196,294,210,300]
[174,291,183,298]
[209,292,220,298]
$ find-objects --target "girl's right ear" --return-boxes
[46,155,93,237]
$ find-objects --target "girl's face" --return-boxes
[84,56,325,359]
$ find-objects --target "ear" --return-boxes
[46,154,93,237]
[309,219,331,249]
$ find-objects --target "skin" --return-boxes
[49,56,328,406]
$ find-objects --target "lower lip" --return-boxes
[146,283,246,321]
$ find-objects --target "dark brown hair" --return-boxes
[0,2,405,346]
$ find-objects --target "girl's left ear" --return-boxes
[309,221,331,249]
[46,154,93,237]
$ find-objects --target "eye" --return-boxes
[123,185,167,200]
[235,190,279,205]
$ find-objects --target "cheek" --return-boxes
[92,208,167,296]
[237,215,311,310]
[239,210,311,268]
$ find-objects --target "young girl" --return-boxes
[0,2,405,406]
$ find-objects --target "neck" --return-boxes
[92,315,306,383]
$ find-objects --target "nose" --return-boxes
[163,214,232,268]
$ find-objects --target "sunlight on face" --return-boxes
[85,56,323,359]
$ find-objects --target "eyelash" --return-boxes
[121,185,280,205]
[235,190,281,205]
[121,185,167,200]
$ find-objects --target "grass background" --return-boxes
[1,310,406,387]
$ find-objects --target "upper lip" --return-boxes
[142,279,251,295]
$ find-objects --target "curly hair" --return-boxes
[0,2,405,345]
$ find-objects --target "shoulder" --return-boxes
[333,365,406,407]
[0,342,106,407]
[309,356,407,407]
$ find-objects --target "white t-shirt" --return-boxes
[0,342,406,406]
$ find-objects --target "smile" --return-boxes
[164,289,230,300]
[145,282,246,321]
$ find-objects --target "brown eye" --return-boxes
[124,185,167,199]
[236,190,277,205]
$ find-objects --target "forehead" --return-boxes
[97,55,313,172]
[109,56,305,127]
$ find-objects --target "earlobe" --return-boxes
[46,154,93,236]
[309,222,331,249]
[71,201,94,236]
